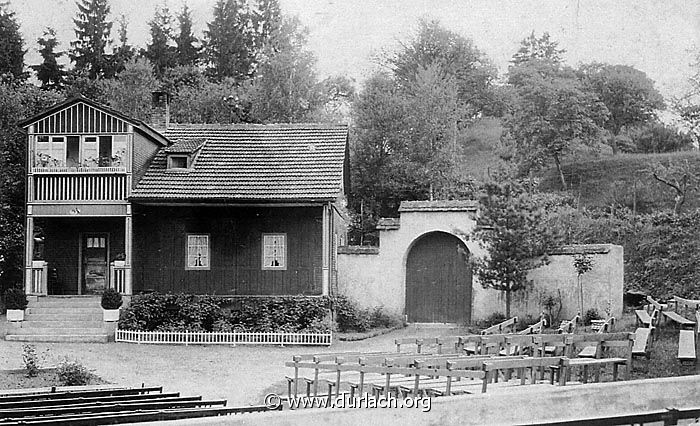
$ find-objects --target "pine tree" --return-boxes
[0,2,25,80]
[70,0,113,79]
[175,4,200,66]
[144,5,176,77]
[203,0,256,81]
[32,28,65,90]
[256,0,281,51]
[110,14,135,75]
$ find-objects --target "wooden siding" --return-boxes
[37,218,125,295]
[132,206,323,295]
[132,131,161,188]
[31,102,129,134]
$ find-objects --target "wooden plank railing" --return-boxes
[109,261,131,294]
[34,174,128,202]
[27,260,48,295]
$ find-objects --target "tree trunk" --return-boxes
[578,276,584,319]
[673,193,685,216]
[505,290,511,319]
[553,154,567,191]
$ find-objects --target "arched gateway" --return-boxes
[405,231,472,323]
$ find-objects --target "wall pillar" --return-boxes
[124,205,133,294]
[24,214,34,294]
[321,203,330,295]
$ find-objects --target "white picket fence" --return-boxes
[115,328,332,346]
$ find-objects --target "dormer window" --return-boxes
[168,155,189,169]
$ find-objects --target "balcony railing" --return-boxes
[33,174,128,202]
[110,261,132,295]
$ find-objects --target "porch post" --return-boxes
[24,214,34,294]
[124,206,133,295]
[321,203,330,295]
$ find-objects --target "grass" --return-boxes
[539,151,700,214]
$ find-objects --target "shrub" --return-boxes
[331,295,371,332]
[583,308,602,325]
[56,359,94,386]
[478,312,507,329]
[4,287,28,310]
[101,288,123,310]
[22,344,39,378]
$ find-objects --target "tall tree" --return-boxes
[99,57,159,122]
[32,28,65,90]
[110,14,135,75]
[471,180,554,318]
[510,31,565,66]
[175,4,200,66]
[256,0,282,51]
[505,59,609,190]
[387,19,497,118]
[0,2,25,80]
[579,63,665,154]
[144,5,177,77]
[203,0,257,81]
[70,0,113,79]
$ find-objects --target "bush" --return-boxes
[331,295,371,332]
[119,293,331,333]
[583,308,602,325]
[22,344,39,378]
[4,287,28,310]
[56,359,94,386]
[478,312,507,329]
[101,288,123,310]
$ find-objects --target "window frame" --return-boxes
[261,233,287,271]
[168,155,190,169]
[185,233,210,270]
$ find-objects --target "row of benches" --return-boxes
[0,385,276,425]
[286,332,636,401]
[635,295,700,364]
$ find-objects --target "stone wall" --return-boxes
[337,201,623,323]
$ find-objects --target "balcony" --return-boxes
[33,173,128,202]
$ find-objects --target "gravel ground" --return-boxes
[0,320,467,406]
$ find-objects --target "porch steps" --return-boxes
[5,296,111,343]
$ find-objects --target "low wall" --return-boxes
[338,243,624,323]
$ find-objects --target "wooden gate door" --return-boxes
[405,232,471,323]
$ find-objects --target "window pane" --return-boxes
[99,135,112,167]
[262,234,285,269]
[187,235,209,268]
[35,137,50,167]
[112,135,127,167]
[82,137,98,167]
[66,136,80,168]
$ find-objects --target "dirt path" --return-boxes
[0,324,466,406]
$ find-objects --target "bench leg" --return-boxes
[613,364,619,381]
[594,364,601,383]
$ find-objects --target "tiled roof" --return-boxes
[164,138,206,154]
[399,200,478,212]
[131,123,348,202]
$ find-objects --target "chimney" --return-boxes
[150,90,170,131]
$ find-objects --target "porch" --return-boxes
[25,217,132,296]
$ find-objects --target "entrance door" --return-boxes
[81,233,109,294]
[405,232,471,323]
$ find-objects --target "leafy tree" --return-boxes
[110,14,135,75]
[626,121,694,153]
[510,31,565,66]
[170,77,252,123]
[572,254,594,318]
[99,57,159,122]
[32,28,66,90]
[203,0,257,81]
[175,4,200,66]
[471,180,554,318]
[70,0,113,79]
[505,59,609,190]
[0,83,63,291]
[0,2,25,80]
[257,0,282,47]
[248,17,322,122]
[387,19,497,117]
[673,50,700,144]
[579,63,665,154]
[144,5,177,77]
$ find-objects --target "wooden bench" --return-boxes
[565,332,634,380]
[481,317,518,335]
[557,313,580,334]
[663,311,696,329]
[560,357,628,385]
[481,357,565,393]
[632,327,653,359]
[678,329,697,365]
[663,296,698,330]
[518,314,547,335]
[578,317,615,358]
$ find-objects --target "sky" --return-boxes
[10,0,700,101]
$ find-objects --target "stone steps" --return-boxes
[5,296,111,343]
[6,334,110,343]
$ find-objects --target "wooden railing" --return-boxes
[34,174,127,202]
[109,261,131,294]
[27,260,48,295]
[32,166,126,174]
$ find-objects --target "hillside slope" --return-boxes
[540,151,700,214]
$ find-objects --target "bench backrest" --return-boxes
[673,296,700,316]
[566,332,634,358]
[647,296,664,311]
[481,317,518,335]
[518,318,546,335]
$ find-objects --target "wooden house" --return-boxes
[19,94,349,298]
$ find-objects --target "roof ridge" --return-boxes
[166,122,349,130]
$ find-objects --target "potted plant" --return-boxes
[101,288,123,322]
[4,287,28,322]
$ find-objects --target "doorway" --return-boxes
[80,233,109,294]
